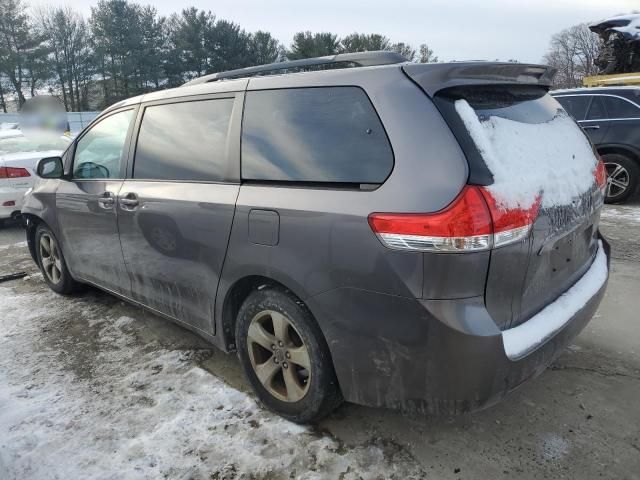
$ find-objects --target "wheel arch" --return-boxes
[218,274,328,355]
[21,213,45,264]
[596,144,640,164]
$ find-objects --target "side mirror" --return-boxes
[36,156,64,179]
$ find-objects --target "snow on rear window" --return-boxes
[455,99,598,209]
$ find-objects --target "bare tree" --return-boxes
[390,42,416,62]
[418,43,438,63]
[543,23,601,89]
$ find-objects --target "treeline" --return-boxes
[0,0,438,112]
[543,23,601,89]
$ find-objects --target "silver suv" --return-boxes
[23,52,610,423]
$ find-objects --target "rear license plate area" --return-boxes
[549,222,594,275]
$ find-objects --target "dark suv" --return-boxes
[551,87,640,203]
[23,53,610,423]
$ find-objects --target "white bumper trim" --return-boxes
[502,240,608,360]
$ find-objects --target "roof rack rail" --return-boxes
[182,51,407,87]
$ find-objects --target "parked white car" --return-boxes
[0,131,71,225]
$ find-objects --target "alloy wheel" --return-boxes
[39,233,63,284]
[247,309,311,402]
[604,162,630,200]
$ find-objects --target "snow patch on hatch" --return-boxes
[455,99,597,210]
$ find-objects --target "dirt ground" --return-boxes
[0,203,639,480]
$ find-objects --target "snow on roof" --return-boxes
[0,129,23,139]
[590,13,640,40]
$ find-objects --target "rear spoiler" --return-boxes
[403,62,557,97]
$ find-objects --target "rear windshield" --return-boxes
[435,85,598,210]
[455,85,561,124]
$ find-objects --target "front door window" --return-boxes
[73,110,134,179]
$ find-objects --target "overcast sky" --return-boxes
[31,0,637,63]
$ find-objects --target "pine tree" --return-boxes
[340,33,391,53]
[164,8,215,85]
[288,31,340,60]
[0,0,46,106]
[247,31,281,65]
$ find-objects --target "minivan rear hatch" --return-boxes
[404,64,604,330]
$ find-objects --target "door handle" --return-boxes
[97,192,115,209]
[119,193,139,209]
[582,125,600,130]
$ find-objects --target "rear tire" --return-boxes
[35,224,81,295]
[235,286,342,424]
[601,153,639,204]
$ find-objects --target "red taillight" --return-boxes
[479,188,541,248]
[2,200,16,207]
[369,186,492,237]
[0,167,30,178]
[368,186,540,252]
[594,157,607,194]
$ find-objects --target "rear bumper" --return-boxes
[307,236,610,414]
[0,187,26,220]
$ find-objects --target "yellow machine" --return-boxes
[583,72,640,87]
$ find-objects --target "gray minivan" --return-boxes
[23,52,610,423]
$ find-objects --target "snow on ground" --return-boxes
[0,241,27,251]
[0,279,424,479]
[455,100,597,210]
[600,204,640,225]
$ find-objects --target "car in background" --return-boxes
[0,129,23,139]
[0,132,71,226]
[0,123,21,132]
[551,87,640,203]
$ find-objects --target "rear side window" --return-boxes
[586,96,605,120]
[601,96,640,119]
[555,95,590,120]
[134,98,234,182]
[241,87,393,184]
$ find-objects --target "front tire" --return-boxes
[602,153,639,204]
[35,224,80,294]
[236,286,342,423]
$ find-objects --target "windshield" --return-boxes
[0,134,70,154]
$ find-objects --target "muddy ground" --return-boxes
[0,203,639,480]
